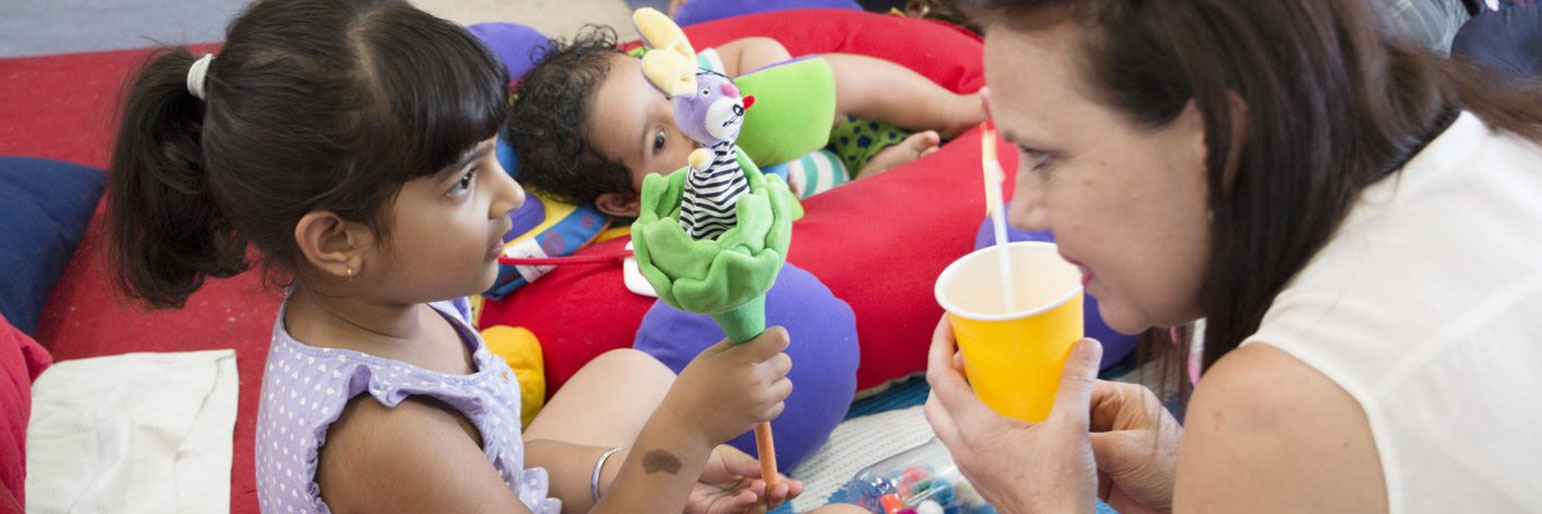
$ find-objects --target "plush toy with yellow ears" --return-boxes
[628,6,801,487]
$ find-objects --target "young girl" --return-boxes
[105,0,866,512]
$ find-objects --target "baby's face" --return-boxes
[589,54,699,193]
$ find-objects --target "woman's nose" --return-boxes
[1008,200,1050,232]
[1007,181,1050,232]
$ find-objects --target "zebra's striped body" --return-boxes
[679,141,749,240]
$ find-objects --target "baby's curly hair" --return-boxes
[505,26,636,206]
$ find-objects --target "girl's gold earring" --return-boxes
[346,265,355,279]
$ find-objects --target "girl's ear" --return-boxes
[294,211,377,279]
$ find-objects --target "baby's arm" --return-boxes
[713,37,793,77]
[824,53,985,138]
[713,39,982,138]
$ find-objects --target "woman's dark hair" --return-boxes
[109,0,509,308]
[963,0,1542,374]
[504,26,636,206]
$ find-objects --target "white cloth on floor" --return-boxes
[27,350,238,514]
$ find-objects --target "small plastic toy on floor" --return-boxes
[842,438,996,514]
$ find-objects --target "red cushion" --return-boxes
[1,312,53,507]
[1,44,271,514]
[481,9,1017,393]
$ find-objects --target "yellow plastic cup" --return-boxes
[934,241,1084,423]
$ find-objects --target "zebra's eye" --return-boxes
[701,88,710,96]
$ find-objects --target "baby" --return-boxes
[507,27,985,217]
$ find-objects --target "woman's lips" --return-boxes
[1060,253,1094,288]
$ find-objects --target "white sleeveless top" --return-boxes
[1243,112,1542,513]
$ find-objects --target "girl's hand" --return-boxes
[1088,381,1182,514]
[662,327,794,447]
[686,445,803,514]
[923,317,1102,514]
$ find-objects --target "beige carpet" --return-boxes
[413,0,640,40]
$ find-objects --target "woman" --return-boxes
[924,0,1542,512]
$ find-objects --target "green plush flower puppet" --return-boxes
[627,7,803,483]
[628,7,801,346]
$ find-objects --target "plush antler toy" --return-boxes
[628,7,800,485]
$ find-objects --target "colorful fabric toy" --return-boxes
[628,6,803,481]
[629,7,801,343]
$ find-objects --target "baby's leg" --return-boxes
[823,54,985,139]
[524,349,675,447]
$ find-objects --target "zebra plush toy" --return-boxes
[634,8,757,240]
[673,71,757,240]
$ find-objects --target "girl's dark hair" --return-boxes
[964,0,1542,374]
[109,0,509,308]
[504,26,636,206]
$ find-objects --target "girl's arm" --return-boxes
[315,397,536,513]
[526,441,628,513]
[314,397,716,514]
[526,437,711,514]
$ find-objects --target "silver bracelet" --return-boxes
[591,446,623,505]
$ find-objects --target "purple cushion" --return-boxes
[673,1,862,27]
[467,22,550,80]
[973,215,1139,370]
[633,263,858,472]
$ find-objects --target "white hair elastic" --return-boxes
[186,54,215,100]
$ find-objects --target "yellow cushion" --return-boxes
[480,325,546,427]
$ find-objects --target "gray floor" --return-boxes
[0,0,667,59]
[1,0,247,58]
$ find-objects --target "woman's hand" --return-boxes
[1088,381,1182,514]
[686,445,803,514]
[923,317,1102,514]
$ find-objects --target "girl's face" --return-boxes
[985,22,1213,334]
[371,137,524,303]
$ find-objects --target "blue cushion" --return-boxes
[1452,3,1542,83]
[0,157,106,336]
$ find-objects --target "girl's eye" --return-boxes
[652,129,667,153]
[452,168,478,195]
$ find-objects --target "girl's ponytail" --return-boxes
[108,48,247,308]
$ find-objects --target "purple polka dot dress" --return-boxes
[255,300,560,514]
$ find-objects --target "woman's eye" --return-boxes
[1022,148,1053,172]
[652,129,667,153]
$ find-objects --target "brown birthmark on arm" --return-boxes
[641,450,683,475]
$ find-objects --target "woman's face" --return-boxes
[985,21,1213,334]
